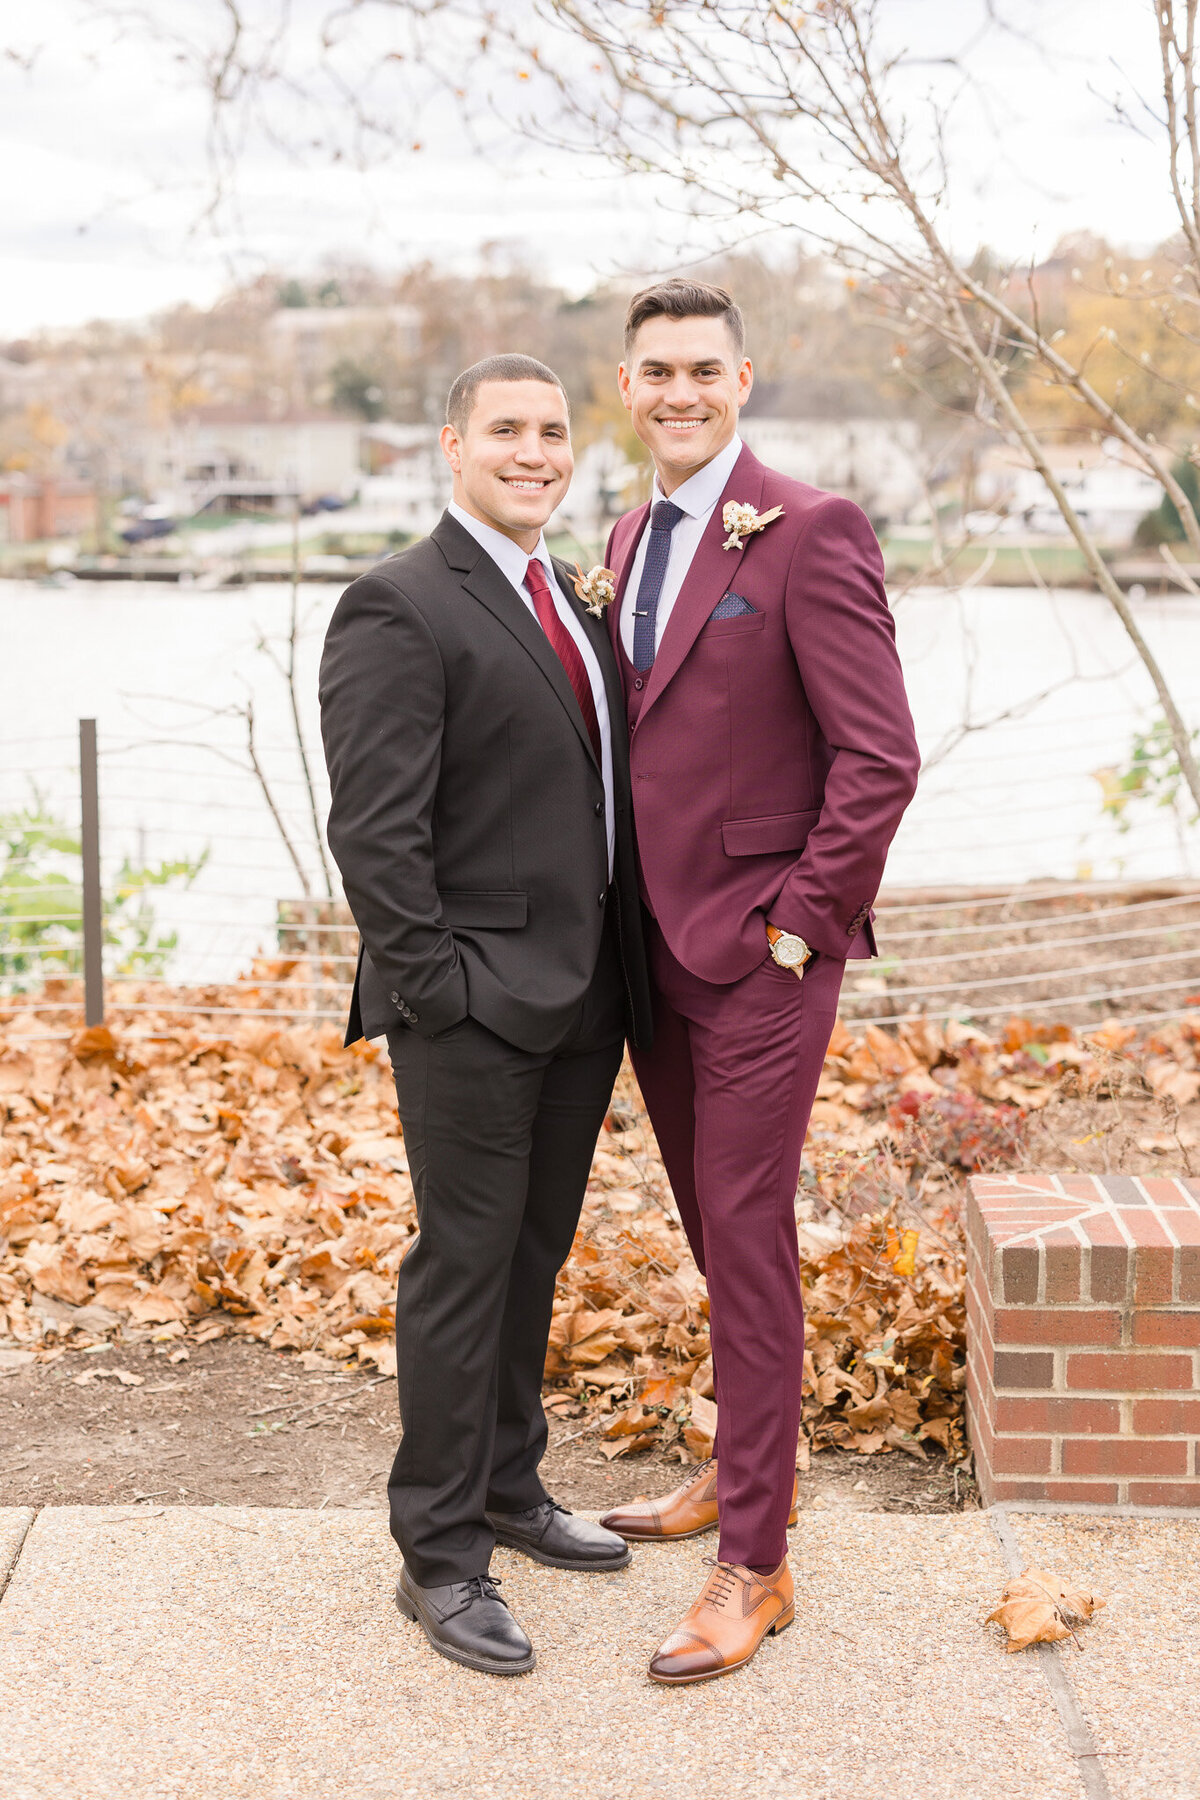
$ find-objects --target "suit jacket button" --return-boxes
[598,891,607,907]
[409,1012,419,1025]
[594,799,604,815]
[390,992,400,1005]
[633,678,644,690]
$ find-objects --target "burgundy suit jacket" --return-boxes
[605,444,920,984]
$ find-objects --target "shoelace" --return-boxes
[680,1457,715,1492]
[699,1557,743,1613]
[458,1574,504,1607]
[513,1499,568,1523]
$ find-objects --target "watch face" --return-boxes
[775,934,807,967]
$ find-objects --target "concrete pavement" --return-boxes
[0,1502,1193,1800]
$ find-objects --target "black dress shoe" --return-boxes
[486,1499,632,1571]
[395,1567,534,1675]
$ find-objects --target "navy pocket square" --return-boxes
[709,592,758,620]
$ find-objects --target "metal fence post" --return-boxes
[79,718,104,1027]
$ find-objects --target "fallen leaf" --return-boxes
[8,974,1191,1468]
[684,1390,718,1460]
[987,1565,1106,1652]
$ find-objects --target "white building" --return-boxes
[552,435,644,552]
[358,423,445,537]
[143,408,363,511]
[265,304,421,410]
[265,303,420,360]
[972,440,1163,544]
[737,384,925,525]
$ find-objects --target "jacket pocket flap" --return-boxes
[721,808,820,857]
[439,889,528,929]
[703,609,766,635]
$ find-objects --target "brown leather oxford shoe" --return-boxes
[647,1556,794,1685]
[600,1457,799,1542]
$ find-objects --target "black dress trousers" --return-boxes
[385,912,624,1587]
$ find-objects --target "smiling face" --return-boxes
[440,379,573,550]
[618,314,753,495]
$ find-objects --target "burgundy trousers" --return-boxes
[631,920,846,1571]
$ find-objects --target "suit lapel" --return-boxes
[551,555,622,762]
[639,446,767,722]
[606,503,648,655]
[611,503,649,612]
[597,504,647,699]
[433,513,597,767]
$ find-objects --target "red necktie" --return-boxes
[524,557,602,765]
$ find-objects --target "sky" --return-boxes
[0,0,1184,337]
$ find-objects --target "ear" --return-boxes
[736,357,754,409]
[439,422,462,474]
[617,362,633,414]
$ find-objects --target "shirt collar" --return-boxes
[448,500,555,596]
[652,433,744,520]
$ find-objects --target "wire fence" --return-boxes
[2,719,1199,1041]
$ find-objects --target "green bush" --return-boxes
[0,795,207,993]
[1134,458,1200,547]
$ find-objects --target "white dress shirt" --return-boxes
[448,501,615,874]
[618,434,744,662]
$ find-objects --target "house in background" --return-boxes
[738,381,926,528]
[0,475,97,544]
[140,407,363,515]
[553,435,644,551]
[358,422,445,537]
[265,304,421,412]
[971,440,1163,544]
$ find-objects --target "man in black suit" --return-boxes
[320,354,651,1676]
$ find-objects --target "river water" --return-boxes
[2,578,1199,985]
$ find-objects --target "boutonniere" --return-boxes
[722,501,784,551]
[572,562,617,618]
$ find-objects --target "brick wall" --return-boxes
[967,1174,1200,1512]
[0,479,97,544]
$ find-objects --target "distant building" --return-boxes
[266,304,421,410]
[738,381,925,527]
[142,407,363,513]
[553,436,644,550]
[265,303,420,359]
[972,440,1162,544]
[358,423,445,536]
[0,476,96,544]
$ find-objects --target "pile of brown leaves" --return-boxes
[1,983,1197,1465]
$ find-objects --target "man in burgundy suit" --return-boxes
[598,280,920,1684]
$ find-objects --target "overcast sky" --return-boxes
[0,0,1181,337]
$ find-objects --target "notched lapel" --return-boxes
[551,555,623,757]
[610,505,649,619]
[437,516,598,766]
[640,447,767,719]
[554,558,635,803]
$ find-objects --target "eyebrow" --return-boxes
[635,357,727,373]
[485,415,568,429]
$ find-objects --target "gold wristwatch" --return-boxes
[766,922,812,979]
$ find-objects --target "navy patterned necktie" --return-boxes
[631,499,684,672]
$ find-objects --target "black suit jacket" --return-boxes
[319,512,652,1055]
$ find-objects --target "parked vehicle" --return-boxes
[119,508,176,544]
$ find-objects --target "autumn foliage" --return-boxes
[1,983,1198,1467]
[987,1567,1106,1653]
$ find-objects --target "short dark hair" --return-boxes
[445,354,568,435]
[623,278,745,358]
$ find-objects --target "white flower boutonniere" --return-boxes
[722,501,785,551]
[572,562,617,618]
